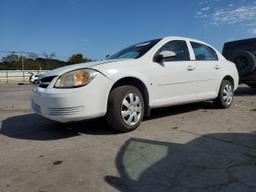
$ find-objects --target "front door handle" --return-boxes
[215,65,221,70]
[186,65,196,71]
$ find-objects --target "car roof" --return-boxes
[149,36,225,61]
[224,38,256,45]
[162,36,212,46]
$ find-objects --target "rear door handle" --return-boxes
[186,65,196,71]
[215,65,221,70]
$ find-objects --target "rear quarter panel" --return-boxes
[219,60,239,91]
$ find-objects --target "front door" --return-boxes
[151,40,197,107]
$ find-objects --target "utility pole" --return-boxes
[21,54,25,82]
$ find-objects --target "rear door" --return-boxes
[190,42,221,100]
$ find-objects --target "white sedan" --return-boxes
[28,72,40,84]
[32,36,239,132]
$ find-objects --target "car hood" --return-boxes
[41,59,129,77]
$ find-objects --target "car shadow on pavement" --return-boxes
[105,133,256,192]
[235,86,256,96]
[146,101,217,120]
[0,101,219,141]
[0,113,117,140]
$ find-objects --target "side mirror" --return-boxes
[154,50,177,62]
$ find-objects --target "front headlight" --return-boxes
[54,69,98,88]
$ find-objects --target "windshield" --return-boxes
[107,38,162,60]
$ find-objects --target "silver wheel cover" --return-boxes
[223,83,233,106]
[121,93,142,126]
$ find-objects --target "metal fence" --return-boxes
[0,70,47,83]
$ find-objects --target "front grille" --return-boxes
[32,101,41,114]
[39,76,57,88]
[48,106,84,116]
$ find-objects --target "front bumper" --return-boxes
[31,74,113,123]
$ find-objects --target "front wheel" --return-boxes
[215,80,234,108]
[106,85,144,132]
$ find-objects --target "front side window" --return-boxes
[191,42,218,61]
[156,40,190,61]
[108,39,162,60]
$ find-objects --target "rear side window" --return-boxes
[157,40,190,61]
[191,42,218,61]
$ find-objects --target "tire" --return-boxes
[34,80,39,85]
[106,85,144,132]
[232,51,256,76]
[215,80,234,108]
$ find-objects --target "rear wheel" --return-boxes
[106,85,144,132]
[215,80,234,108]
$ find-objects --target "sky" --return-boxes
[0,0,256,60]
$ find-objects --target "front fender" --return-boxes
[95,64,154,106]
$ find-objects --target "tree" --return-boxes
[27,52,38,60]
[68,53,89,64]
[43,52,56,59]
[0,52,91,70]
[2,54,20,62]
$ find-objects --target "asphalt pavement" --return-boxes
[0,84,256,192]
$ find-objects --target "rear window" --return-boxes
[191,42,218,61]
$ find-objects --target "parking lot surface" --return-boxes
[0,84,256,192]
